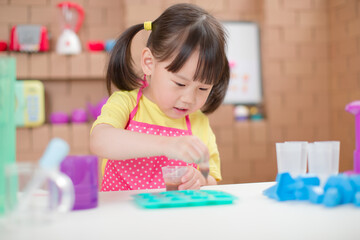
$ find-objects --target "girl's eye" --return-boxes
[199,88,209,91]
[175,82,185,87]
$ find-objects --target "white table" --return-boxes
[1,182,360,240]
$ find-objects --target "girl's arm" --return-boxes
[90,123,210,164]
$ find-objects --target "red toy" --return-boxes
[0,41,7,51]
[87,41,105,51]
[9,25,49,52]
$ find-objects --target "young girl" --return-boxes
[90,3,230,191]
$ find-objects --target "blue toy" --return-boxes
[323,188,341,207]
[105,39,116,52]
[308,187,324,204]
[324,175,354,204]
[275,172,296,201]
[263,172,360,208]
[350,175,360,206]
[263,185,277,199]
[354,192,360,206]
[293,176,321,200]
[264,173,320,201]
[350,175,360,190]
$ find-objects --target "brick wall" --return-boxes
[260,0,331,183]
[1,0,359,184]
[329,0,360,171]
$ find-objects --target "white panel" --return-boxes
[223,22,262,104]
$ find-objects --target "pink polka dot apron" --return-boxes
[101,81,197,191]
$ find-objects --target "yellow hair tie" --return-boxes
[144,21,152,31]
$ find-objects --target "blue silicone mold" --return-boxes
[133,190,237,209]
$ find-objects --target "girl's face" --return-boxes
[143,52,213,119]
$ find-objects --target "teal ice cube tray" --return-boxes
[133,190,238,209]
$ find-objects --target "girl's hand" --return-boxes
[178,166,205,190]
[163,135,210,164]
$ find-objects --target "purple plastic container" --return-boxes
[60,155,99,210]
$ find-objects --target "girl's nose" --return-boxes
[181,89,196,104]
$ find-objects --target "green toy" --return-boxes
[0,57,16,215]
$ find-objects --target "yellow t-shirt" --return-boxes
[92,88,222,181]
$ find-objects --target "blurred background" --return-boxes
[1,0,359,184]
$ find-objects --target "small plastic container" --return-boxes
[276,141,308,178]
[60,155,98,210]
[308,141,340,184]
[161,166,188,191]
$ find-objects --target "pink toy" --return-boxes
[71,108,88,123]
[87,97,107,120]
[50,112,69,124]
[229,61,236,69]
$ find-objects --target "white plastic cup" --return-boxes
[308,141,340,184]
[276,141,308,177]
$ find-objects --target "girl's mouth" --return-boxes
[174,107,188,113]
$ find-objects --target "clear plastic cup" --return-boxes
[276,141,308,177]
[308,141,340,184]
[161,166,188,191]
[4,162,74,224]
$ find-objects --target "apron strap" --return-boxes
[128,77,148,121]
[185,115,192,134]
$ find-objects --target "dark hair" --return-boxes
[107,3,229,114]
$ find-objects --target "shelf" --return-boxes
[1,51,109,80]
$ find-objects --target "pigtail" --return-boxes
[106,24,144,94]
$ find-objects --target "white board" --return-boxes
[222,22,262,104]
